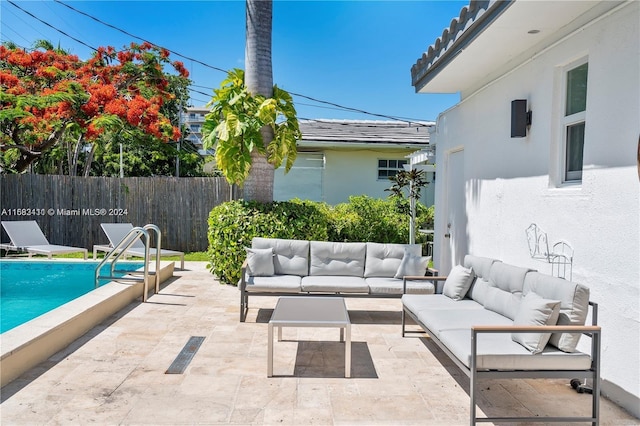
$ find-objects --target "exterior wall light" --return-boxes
[511,99,532,138]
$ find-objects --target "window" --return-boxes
[563,62,588,182]
[377,159,407,179]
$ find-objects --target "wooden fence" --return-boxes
[0,175,233,253]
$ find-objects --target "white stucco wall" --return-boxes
[431,2,639,415]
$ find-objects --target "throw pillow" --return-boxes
[394,253,430,279]
[442,265,475,300]
[511,292,561,354]
[245,247,275,277]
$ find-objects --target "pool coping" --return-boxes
[0,261,175,387]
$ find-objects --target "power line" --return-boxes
[288,91,432,126]
[51,0,433,124]
[52,0,229,74]
[6,0,98,52]
[17,0,434,125]
[2,5,53,46]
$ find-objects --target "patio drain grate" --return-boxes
[165,336,205,374]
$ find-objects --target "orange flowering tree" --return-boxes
[0,41,190,173]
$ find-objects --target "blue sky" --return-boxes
[1,0,467,122]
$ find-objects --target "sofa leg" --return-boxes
[240,292,247,322]
[401,310,406,337]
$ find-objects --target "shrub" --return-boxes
[207,196,433,285]
[207,199,328,284]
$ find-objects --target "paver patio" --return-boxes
[1,262,637,425]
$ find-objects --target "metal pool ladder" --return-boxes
[94,224,162,302]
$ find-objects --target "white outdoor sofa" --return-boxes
[401,254,600,425]
[239,237,435,322]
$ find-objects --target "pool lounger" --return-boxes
[94,223,184,269]
[1,220,88,259]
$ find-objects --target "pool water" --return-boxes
[0,261,143,333]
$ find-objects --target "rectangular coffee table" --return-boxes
[268,296,351,378]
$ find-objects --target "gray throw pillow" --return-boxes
[394,253,430,279]
[442,265,475,300]
[245,247,275,277]
[511,292,561,354]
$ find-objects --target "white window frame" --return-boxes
[561,59,588,184]
[377,159,407,180]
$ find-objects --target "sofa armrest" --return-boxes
[239,258,249,292]
[471,324,601,334]
[402,275,447,293]
[471,325,601,367]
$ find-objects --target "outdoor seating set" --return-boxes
[0,220,184,268]
[242,237,601,424]
[240,237,434,322]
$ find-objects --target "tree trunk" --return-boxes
[70,134,83,176]
[244,0,274,203]
[83,143,96,177]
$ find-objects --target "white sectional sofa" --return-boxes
[402,254,601,425]
[239,237,435,322]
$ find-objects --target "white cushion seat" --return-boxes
[438,329,593,370]
[301,275,369,293]
[367,277,435,295]
[416,307,512,339]
[402,294,484,313]
[244,275,302,293]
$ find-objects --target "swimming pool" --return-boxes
[0,260,143,333]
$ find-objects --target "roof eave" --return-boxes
[411,0,514,93]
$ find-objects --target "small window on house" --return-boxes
[563,62,588,182]
[377,159,407,179]
[189,113,196,119]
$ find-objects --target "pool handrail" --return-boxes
[95,224,163,302]
[95,226,149,293]
[94,227,150,300]
[143,224,162,294]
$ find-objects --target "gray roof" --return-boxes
[299,119,433,146]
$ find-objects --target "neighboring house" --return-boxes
[274,119,435,205]
[411,0,639,416]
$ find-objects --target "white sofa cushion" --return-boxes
[367,277,434,295]
[245,247,274,276]
[484,263,532,320]
[394,253,430,279]
[301,275,368,293]
[364,243,421,277]
[467,278,491,305]
[511,292,561,354]
[442,265,476,300]
[402,294,484,314]
[310,241,366,277]
[464,255,501,305]
[438,329,592,370]
[464,255,500,280]
[523,272,590,352]
[252,237,309,276]
[416,307,511,340]
[244,275,302,293]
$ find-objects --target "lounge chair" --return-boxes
[0,220,88,259]
[93,223,184,269]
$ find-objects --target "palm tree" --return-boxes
[243,0,274,202]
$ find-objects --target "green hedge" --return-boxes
[207,195,434,285]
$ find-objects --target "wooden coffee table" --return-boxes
[267,296,351,378]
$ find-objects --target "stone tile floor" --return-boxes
[1,262,637,425]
